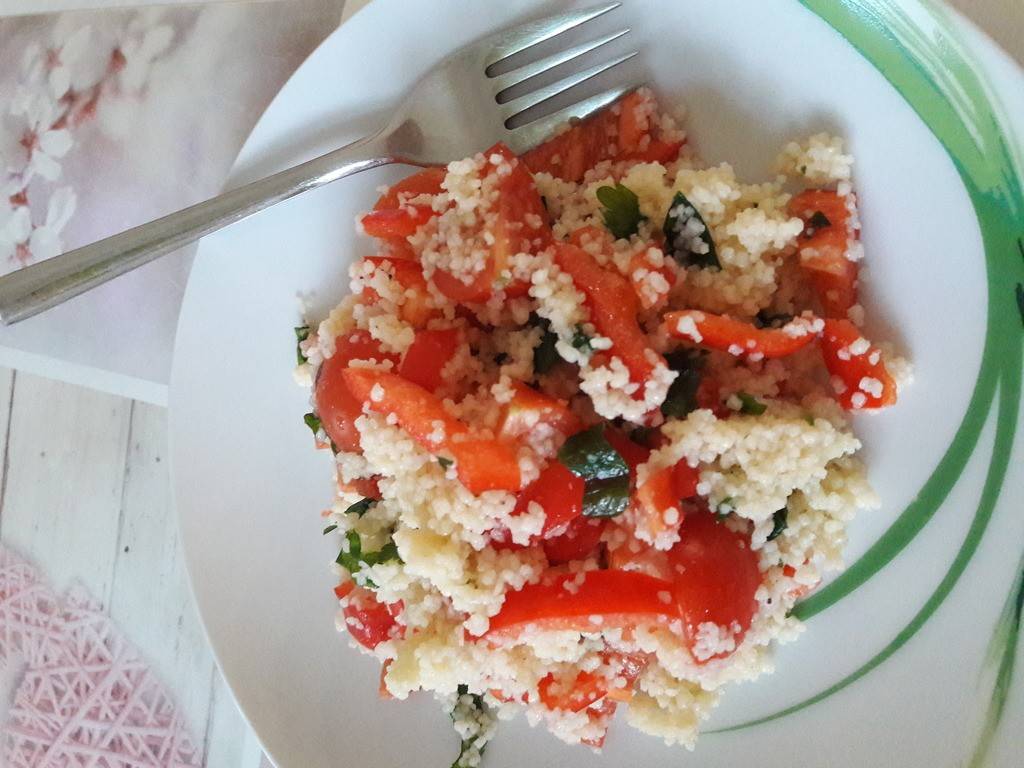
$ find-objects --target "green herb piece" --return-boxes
[582,474,630,518]
[663,190,719,269]
[808,210,832,230]
[295,325,311,365]
[559,424,629,482]
[755,310,794,329]
[804,413,817,426]
[344,498,377,517]
[736,392,767,416]
[558,424,631,518]
[715,497,735,521]
[303,412,322,436]
[437,456,454,469]
[571,325,592,352]
[596,183,645,239]
[322,524,338,535]
[532,318,560,375]
[661,350,704,419]
[1016,282,1024,328]
[767,508,788,542]
[335,530,402,576]
[450,685,493,768]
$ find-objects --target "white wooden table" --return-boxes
[0,2,1014,767]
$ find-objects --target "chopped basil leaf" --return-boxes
[767,508,788,541]
[715,497,735,521]
[571,326,592,352]
[335,530,402,576]
[558,424,630,518]
[737,392,767,416]
[558,424,629,482]
[438,456,454,469]
[295,325,311,365]
[661,350,704,419]
[303,412,322,436]
[808,210,831,230]
[663,190,719,269]
[532,317,559,375]
[582,474,630,518]
[755,310,794,329]
[596,183,645,239]
[450,686,493,768]
[345,498,376,517]
[322,524,338,535]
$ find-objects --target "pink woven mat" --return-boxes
[0,545,201,768]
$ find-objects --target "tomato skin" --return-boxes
[537,652,647,712]
[398,328,461,392]
[360,256,437,327]
[788,189,860,318]
[315,331,399,453]
[333,580,355,600]
[663,310,820,360]
[554,243,667,396]
[542,516,606,565]
[673,460,700,499]
[337,475,382,499]
[603,429,650,479]
[341,587,403,650]
[667,511,761,662]
[341,368,521,493]
[497,382,582,444]
[486,570,678,639]
[515,461,585,537]
[360,204,434,238]
[373,167,446,210]
[819,318,897,410]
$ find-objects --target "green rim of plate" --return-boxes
[715,0,1024,757]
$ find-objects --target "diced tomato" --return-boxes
[819,318,897,410]
[627,249,675,309]
[486,570,678,639]
[432,143,550,304]
[361,256,437,327]
[398,328,461,392]
[538,652,647,713]
[497,381,582,444]
[373,167,446,210]
[788,189,859,317]
[673,460,700,499]
[606,535,671,579]
[635,465,684,545]
[663,310,821,360]
[621,138,684,165]
[333,580,355,600]
[341,587,403,650]
[568,225,614,253]
[580,698,617,750]
[360,204,434,239]
[543,516,606,565]
[338,475,382,499]
[667,511,761,662]
[515,461,584,537]
[341,368,521,493]
[554,243,667,395]
[603,429,650,479]
[315,331,400,453]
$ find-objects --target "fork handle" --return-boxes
[0,133,394,325]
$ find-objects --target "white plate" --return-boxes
[170,1,1024,766]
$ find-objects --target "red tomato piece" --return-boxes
[606,535,671,580]
[341,587,403,650]
[635,465,684,544]
[554,243,668,395]
[663,310,821,360]
[360,204,434,239]
[315,330,400,453]
[342,368,521,493]
[621,138,685,165]
[667,511,761,662]
[398,328,461,392]
[580,698,617,750]
[486,570,678,639]
[627,249,675,310]
[361,256,437,327]
[373,167,446,210]
[514,461,585,537]
[603,429,650,480]
[673,460,700,499]
[337,475,383,499]
[819,318,897,410]
[497,381,582,444]
[333,580,355,600]
[538,652,647,713]
[788,189,860,318]
[542,516,606,565]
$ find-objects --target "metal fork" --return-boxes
[0,2,637,325]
